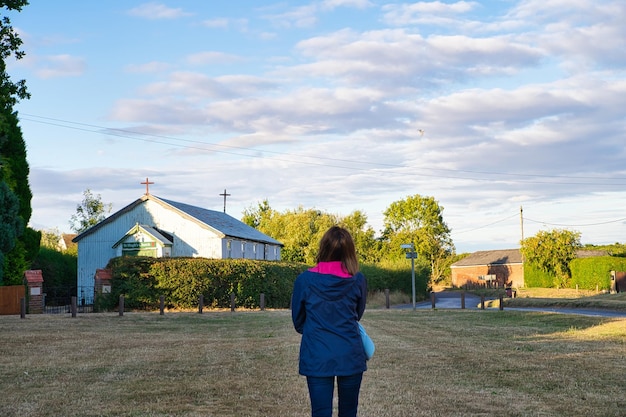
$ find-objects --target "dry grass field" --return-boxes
[1,309,624,417]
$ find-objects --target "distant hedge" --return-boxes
[98,257,430,311]
[523,263,557,288]
[570,256,626,290]
[361,262,429,297]
[523,256,626,290]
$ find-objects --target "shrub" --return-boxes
[103,257,429,311]
[104,257,307,310]
[30,247,77,299]
[361,261,429,300]
[523,263,556,288]
[570,256,626,291]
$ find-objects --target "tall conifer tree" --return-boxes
[0,0,38,284]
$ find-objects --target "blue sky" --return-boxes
[7,0,626,253]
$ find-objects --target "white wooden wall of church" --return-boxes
[143,200,224,258]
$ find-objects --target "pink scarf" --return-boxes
[308,261,352,278]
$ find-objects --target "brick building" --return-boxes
[451,249,524,288]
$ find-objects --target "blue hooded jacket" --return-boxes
[291,268,368,377]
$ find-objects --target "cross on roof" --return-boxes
[141,177,154,195]
[219,189,231,213]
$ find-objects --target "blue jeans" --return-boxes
[306,373,363,417]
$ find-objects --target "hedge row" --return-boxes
[524,257,626,290]
[100,257,306,310]
[361,262,429,297]
[522,263,555,288]
[99,256,430,311]
[569,256,626,290]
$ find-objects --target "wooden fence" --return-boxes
[0,285,25,315]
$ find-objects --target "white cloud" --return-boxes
[127,2,193,20]
[321,0,374,10]
[201,18,230,29]
[125,61,172,74]
[186,51,244,66]
[382,1,478,25]
[35,54,86,78]
[260,4,319,29]
[200,18,249,32]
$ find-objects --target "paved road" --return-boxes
[395,291,487,310]
[395,291,626,318]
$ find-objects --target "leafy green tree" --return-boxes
[70,189,113,233]
[242,199,274,229]
[273,206,336,263]
[381,194,455,284]
[1,1,37,285]
[40,228,63,250]
[242,201,379,265]
[520,229,582,287]
[339,210,380,263]
[31,246,77,298]
[0,1,30,113]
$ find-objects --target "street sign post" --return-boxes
[402,244,418,310]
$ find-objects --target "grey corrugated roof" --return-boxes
[451,249,522,267]
[575,249,609,258]
[451,248,609,267]
[74,194,283,246]
[158,197,283,246]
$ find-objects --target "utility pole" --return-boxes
[519,206,524,240]
[519,206,524,266]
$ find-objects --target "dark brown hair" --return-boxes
[315,226,359,276]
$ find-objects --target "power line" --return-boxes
[455,211,626,237]
[453,213,518,235]
[524,217,626,227]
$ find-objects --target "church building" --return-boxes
[72,189,283,303]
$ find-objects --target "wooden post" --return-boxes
[430,291,436,309]
[480,295,485,310]
[230,293,236,312]
[260,293,265,311]
[119,295,124,316]
[160,296,165,315]
[20,298,26,319]
[385,289,390,309]
[198,294,204,314]
[461,291,465,309]
[499,295,504,310]
[71,296,77,318]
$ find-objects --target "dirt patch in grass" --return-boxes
[1,310,624,416]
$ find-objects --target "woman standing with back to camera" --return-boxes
[291,226,368,417]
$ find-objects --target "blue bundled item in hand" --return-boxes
[358,322,375,360]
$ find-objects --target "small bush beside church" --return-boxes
[99,257,307,311]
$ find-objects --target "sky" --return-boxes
[5,0,626,253]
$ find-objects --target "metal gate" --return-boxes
[44,286,95,314]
